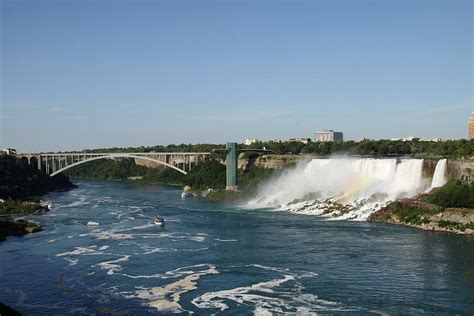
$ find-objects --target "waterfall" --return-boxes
[431,159,448,189]
[248,158,427,221]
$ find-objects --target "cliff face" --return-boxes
[425,158,474,183]
[134,158,164,169]
[422,159,438,180]
[238,154,306,170]
[447,159,474,182]
[255,155,305,169]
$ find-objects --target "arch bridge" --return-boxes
[18,152,211,176]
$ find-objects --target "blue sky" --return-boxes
[1,0,472,152]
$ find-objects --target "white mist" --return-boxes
[248,158,428,221]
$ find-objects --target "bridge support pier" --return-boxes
[215,143,272,191]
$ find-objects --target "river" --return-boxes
[1,180,473,314]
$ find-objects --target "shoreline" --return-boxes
[69,176,184,188]
[0,218,42,242]
[368,199,474,235]
[0,200,51,243]
[30,178,474,236]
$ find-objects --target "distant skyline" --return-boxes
[1,0,472,152]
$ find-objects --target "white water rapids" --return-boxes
[431,159,448,189]
[248,158,448,221]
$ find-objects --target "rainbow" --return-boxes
[338,175,374,204]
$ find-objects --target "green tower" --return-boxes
[225,142,238,191]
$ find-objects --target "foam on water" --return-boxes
[248,158,428,220]
[56,245,111,266]
[191,264,352,314]
[94,255,131,275]
[55,195,90,209]
[56,245,110,257]
[120,264,219,313]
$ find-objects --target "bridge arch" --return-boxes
[49,154,188,177]
[30,156,38,169]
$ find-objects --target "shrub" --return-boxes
[427,181,474,208]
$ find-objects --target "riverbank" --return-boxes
[368,198,474,235]
[0,303,22,316]
[0,200,51,242]
[0,199,49,216]
[0,155,76,243]
[0,219,42,242]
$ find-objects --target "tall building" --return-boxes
[468,113,474,140]
[315,130,344,142]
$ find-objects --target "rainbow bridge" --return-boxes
[17,152,211,176]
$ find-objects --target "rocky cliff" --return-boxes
[447,159,474,182]
[238,154,306,170]
[134,158,164,169]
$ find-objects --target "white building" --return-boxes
[289,138,311,144]
[315,130,343,142]
[390,136,420,142]
[1,148,16,155]
[244,138,257,145]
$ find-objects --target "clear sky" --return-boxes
[1,0,472,152]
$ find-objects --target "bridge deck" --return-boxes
[33,152,211,156]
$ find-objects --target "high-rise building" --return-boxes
[315,130,344,142]
[468,113,474,140]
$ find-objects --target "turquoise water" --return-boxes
[1,180,473,315]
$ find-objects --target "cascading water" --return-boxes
[248,158,429,221]
[430,159,448,189]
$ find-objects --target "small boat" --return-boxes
[181,186,192,198]
[182,191,195,198]
[86,221,100,226]
[154,217,164,226]
[40,201,53,210]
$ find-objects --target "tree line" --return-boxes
[55,139,474,159]
[0,155,74,200]
[242,139,474,158]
